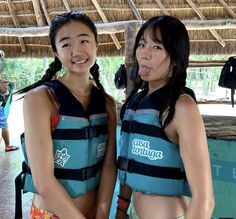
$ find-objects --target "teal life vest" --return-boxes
[118,86,191,197]
[15,80,108,218]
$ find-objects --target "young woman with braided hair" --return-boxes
[16,11,116,219]
[115,15,214,219]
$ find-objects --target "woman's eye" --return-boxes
[62,43,70,48]
[138,43,144,48]
[153,45,161,50]
[81,39,89,44]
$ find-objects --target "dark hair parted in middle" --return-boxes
[16,11,110,100]
[121,15,190,127]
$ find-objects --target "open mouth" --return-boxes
[72,59,88,64]
[139,65,151,76]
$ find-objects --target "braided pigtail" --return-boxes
[15,56,62,95]
[90,62,112,102]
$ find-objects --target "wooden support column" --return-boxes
[91,0,121,50]
[7,0,26,52]
[32,0,45,26]
[218,0,236,18]
[124,23,139,98]
[154,0,170,15]
[62,0,71,12]
[186,0,226,47]
[40,0,51,25]
[128,0,142,20]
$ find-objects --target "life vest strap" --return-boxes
[24,159,103,181]
[121,120,168,141]
[14,162,25,219]
[118,156,186,180]
[52,124,108,140]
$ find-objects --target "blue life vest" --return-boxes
[118,86,191,197]
[17,80,108,200]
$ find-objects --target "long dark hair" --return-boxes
[16,11,110,100]
[121,15,190,127]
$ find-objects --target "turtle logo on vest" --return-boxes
[132,138,163,160]
[54,148,70,167]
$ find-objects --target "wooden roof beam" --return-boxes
[1,19,236,37]
[189,60,226,67]
[7,0,26,52]
[127,0,142,20]
[154,0,170,15]
[62,0,71,12]
[40,0,51,25]
[32,0,45,26]
[91,0,121,50]
[186,0,226,47]
[218,0,236,18]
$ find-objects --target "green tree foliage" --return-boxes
[187,67,222,98]
[97,57,125,103]
[2,56,227,101]
[2,57,125,102]
[2,58,49,90]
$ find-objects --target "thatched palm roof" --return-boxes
[0,0,236,59]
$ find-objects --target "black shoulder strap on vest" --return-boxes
[14,161,27,219]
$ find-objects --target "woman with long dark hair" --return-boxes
[116,15,214,219]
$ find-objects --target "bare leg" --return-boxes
[2,127,19,152]
[2,127,10,146]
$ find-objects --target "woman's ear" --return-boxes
[55,52,60,61]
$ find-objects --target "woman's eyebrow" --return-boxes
[58,36,70,43]
[58,33,90,43]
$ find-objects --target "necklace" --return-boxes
[69,84,92,98]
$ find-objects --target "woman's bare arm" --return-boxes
[95,96,117,219]
[173,95,215,219]
[23,86,85,219]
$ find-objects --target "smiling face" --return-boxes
[55,20,98,76]
[136,27,172,89]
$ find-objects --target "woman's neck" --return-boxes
[148,83,167,95]
[57,74,91,95]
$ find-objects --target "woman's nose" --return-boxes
[71,43,82,56]
[142,47,151,60]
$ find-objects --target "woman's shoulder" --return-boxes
[175,93,200,119]
[24,85,48,98]
[23,85,53,108]
[177,93,196,106]
[23,85,58,120]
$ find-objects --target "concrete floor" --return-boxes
[0,149,32,219]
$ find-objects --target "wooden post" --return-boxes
[124,23,139,98]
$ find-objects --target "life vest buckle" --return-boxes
[85,126,99,139]
[81,168,88,180]
[118,157,133,173]
[81,165,98,180]
[128,121,136,133]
